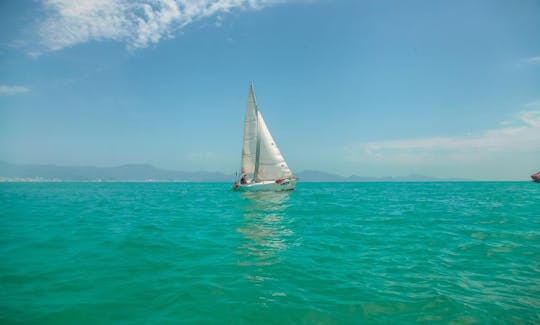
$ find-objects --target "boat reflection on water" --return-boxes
[236,191,295,284]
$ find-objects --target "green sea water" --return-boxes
[1,182,539,324]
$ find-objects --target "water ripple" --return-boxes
[1,182,539,323]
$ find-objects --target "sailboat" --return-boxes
[233,83,297,191]
[531,171,540,183]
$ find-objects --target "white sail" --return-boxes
[254,112,293,181]
[241,85,258,175]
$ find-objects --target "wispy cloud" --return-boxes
[39,0,285,51]
[346,110,540,166]
[188,151,216,161]
[523,56,540,64]
[0,85,30,95]
[517,55,540,67]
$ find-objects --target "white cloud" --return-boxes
[523,56,540,64]
[346,110,540,168]
[517,55,540,68]
[0,85,30,95]
[188,151,216,161]
[524,100,540,109]
[39,0,285,51]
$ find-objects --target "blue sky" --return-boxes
[0,0,539,180]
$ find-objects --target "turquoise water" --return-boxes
[1,182,539,324]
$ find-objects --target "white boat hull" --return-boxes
[233,179,296,191]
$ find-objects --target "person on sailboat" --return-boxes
[240,174,248,184]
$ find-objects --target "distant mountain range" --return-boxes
[0,161,469,182]
[0,161,232,182]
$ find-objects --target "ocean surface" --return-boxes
[1,182,539,324]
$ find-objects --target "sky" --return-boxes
[0,0,539,180]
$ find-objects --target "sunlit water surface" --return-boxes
[1,182,539,324]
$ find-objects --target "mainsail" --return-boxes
[240,84,293,181]
[240,85,258,175]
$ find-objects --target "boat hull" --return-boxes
[233,179,296,191]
